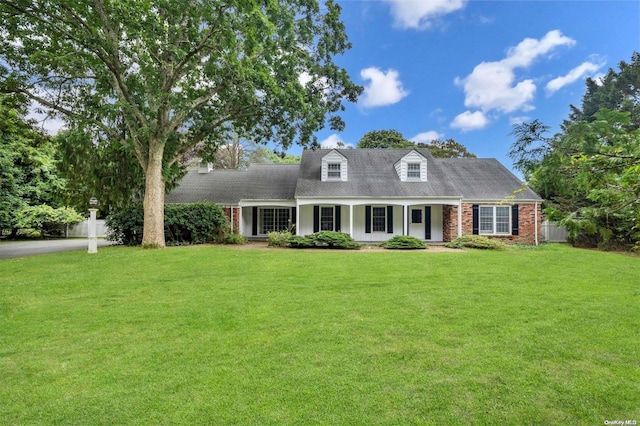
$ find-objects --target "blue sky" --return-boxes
[302,0,640,174]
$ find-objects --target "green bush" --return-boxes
[289,231,360,250]
[223,233,247,245]
[381,235,427,250]
[107,202,227,246]
[267,230,292,247]
[16,205,84,237]
[444,235,507,250]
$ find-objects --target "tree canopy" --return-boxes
[357,129,476,158]
[510,53,640,250]
[1,0,361,247]
[0,95,82,237]
[357,129,415,149]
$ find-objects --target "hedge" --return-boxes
[106,202,227,246]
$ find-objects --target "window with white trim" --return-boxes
[407,163,421,179]
[260,208,290,234]
[327,163,341,179]
[479,206,511,235]
[372,207,386,232]
[320,206,334,231]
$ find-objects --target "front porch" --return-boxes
[238,199,463,243]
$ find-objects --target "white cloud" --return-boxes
[451,111,490,132]
[546,60,605,95]
[455,30,575,115]
[452,30,576,132]
[384,0,466,30]
[410,131,443,144]
[455,62,537,114]
[319,134,353,149]
[509,116,531,126]
[359,67,409,108]
[502,30,575,68]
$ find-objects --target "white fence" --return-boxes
[541,220,569,243]
[67,220,109,238]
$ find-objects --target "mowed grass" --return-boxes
[1,244,638,425]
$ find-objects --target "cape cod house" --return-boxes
[165,148,543,245]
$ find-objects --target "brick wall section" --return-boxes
[442,205,458,242]
[222,207,241,233]
[443,203,541,245]
[512,203,541,245]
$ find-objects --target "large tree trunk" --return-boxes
[141,143,166,248]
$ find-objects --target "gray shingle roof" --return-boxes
[433,157,541,201]
[295,149,541,201]
[165,149,542,204]
[295,148,461,198]
[165,164,299,204]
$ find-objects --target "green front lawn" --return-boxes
[1,244,638,424]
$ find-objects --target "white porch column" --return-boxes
[457,200,463,238]
[403,205,407,236]
[349,204,354,237]
[296,200,300,235]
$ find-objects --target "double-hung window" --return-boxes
[320,207,334,231]
[372,207,386,232]
[407,163,421,179]
[479,206,511,235]
[327,163,341,179]
[260,208,290,234]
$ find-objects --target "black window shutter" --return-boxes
[472,204,479,235]
[291,207,297,235]
[365,205,371,234]
[512,204,519,236]
[313,206,320,233]
[335,205,341,232]
[387,205,394,233]
[252,207,258,236]
[425,206,432,240]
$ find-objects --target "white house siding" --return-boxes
[407,204,443,242]
[352,205,402,242]
[295,203,444,242]
[296,204,349,236]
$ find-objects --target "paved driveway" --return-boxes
[0,239,115,259]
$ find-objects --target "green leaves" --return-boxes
[16,205,84,237]
[1,0,362,246]
[509,52,640,250]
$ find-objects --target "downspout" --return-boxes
[534,201,539,246]
[457,200,463,238]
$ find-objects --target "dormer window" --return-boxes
[407,163,421,179]
[327,163,341,179]
[395,150,428,182]
[321,150,348,181]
